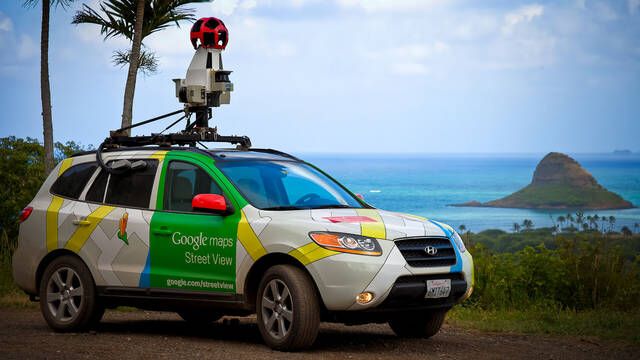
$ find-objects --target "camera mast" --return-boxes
[97,17,250,173]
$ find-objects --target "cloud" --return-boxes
[593,2,618,21]
[0,12,13,32]
[211,0,239,16]
[17,35,37,60]
[335,0,450,13]
[502,4,544,34]
[628,0,640,15]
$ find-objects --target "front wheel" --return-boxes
[39,255,103,332]
[256,265,320,351]
[388,309,447,338]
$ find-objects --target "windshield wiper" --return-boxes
[309,204,354,209]
[261,206,304,211]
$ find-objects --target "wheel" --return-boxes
[388,309,447,338]
[177,310,222,324]
[256,265,320,351]
[39,255,102,332]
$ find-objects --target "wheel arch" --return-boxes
[35,249,89,292]
[243,252,325,312]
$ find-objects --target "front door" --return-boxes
[149,155,239,293]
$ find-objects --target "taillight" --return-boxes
[19,206,33,223]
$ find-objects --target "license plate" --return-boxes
[425,279,451,299]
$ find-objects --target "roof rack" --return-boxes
[97,107,251,174]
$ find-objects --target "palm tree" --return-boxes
[621,226,632,237]
[458,224,466,233]
[635,223,640,234]
[557,215,566,231]
[522,219,534,231]
[581,223,589,232]
[512,223,521,233]
[24,0,73,174]
[608,216,616,232]
[575,210,584,228]
[72,0,196,134]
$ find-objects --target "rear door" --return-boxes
[148,153,240,294]
[79,158,159,288]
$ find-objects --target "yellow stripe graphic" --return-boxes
[237,211,267,261]
[58,158,73,176]
[355,209,386,239]
[289,242,337,266]
[65,206,115,253]
[46,196,64,251]
[150,150,168,161]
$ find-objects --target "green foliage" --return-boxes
[466,232,640,311]
[0,137,93,239]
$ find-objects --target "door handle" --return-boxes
[153,227,172,236]
[72,219,91,226]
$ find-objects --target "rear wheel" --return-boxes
[256,265,320,351]
[388,309,447,338]
[177,310,222,324]
[39,255,102,332]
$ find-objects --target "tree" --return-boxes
[608,216,616,232]
[635,223,640,234]
[557,215,566,230]
[621,226,632,237]
[24,0,73,175]
[458,224,467,233]
[581,223,589,232]
[512,222,521,233]
[72,0,196,134]
[575,210,584,227]
[522,219,534,231]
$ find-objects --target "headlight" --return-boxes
[309,232,382,256]
[450,231,467,253]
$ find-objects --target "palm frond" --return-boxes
[23,0,75,9]
[73,0,197,42]
[112,49,158,75]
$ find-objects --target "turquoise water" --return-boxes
[300,153,640,232]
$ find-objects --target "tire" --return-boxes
[388,309,447,338]
[39,255,102,332]
[177,310,222,324]
[256,265,320,351]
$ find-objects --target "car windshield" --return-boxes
[217,160,363,210]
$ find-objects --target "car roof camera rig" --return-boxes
[97,17,251,174]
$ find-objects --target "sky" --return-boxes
[0,0,639,154]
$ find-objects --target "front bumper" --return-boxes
[307,239,474,311]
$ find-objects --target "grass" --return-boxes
[448,306,640,343]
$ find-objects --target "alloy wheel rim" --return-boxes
[261,279,293,340]
[46,267,83,323]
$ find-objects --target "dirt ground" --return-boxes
[0,308,637,359]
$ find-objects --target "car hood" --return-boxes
[256,207,452,240]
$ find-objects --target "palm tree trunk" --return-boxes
[120,0,145,135]
[40,0,54,174]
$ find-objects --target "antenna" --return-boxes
[97,17,251,173]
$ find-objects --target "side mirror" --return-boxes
[192,194,232,215]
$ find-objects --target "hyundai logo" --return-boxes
[424,245,438,256]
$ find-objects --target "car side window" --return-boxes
[85,160,158,208]
[105,160,158,208]
[50,162,99,200]
[85,169,108,203]
[164,161,223,212]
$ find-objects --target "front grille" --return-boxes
[395,236,457,267]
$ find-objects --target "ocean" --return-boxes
[300,153,640,232]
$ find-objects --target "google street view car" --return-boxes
[11,17,473,351]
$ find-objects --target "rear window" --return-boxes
[85,159,158,209]
[50,162,98,199]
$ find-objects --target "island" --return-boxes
[454,152,634,210]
